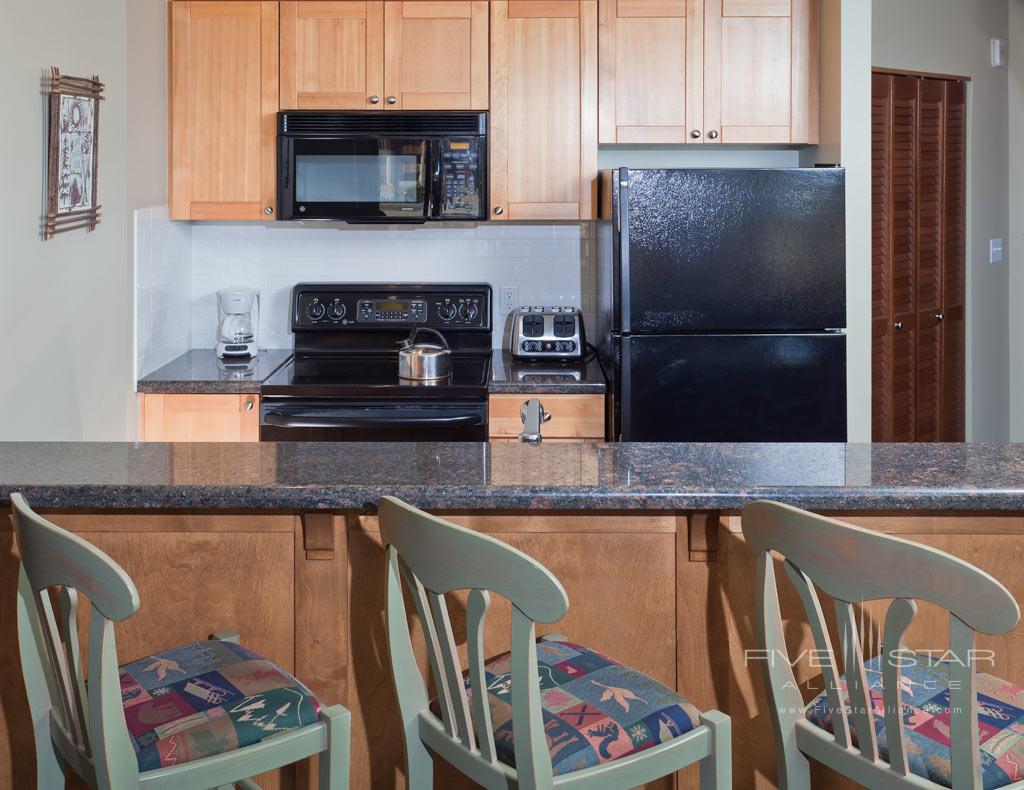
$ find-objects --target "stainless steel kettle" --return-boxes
[397,328,451,381]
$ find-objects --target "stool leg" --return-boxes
[698,711,732,790]
[319,705,351,790]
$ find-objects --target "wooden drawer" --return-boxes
[487,393,605,440]
[139,393,260,442]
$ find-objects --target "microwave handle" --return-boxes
[429,138,443,218]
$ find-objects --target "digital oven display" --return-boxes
[375,300,410,311]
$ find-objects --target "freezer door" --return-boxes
[618,334,847,442]
[620,168,846,333]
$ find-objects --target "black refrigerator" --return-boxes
[597,168,847,442]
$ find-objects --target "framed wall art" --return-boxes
[44,67,104,240]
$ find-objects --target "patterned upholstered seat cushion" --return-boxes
[428,639,702,776]
[119,639,321,771]
[806,650,1024,789]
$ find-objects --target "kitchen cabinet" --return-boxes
[489,0,598,221]
[487,393,606,440]
[139,394,260,442]
[598,0,818,145]
[280,1,384,110]
[871,72,966,442]
[280,0,488,111]
[169,1,279,220]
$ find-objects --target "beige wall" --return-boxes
[0,1,134,440]
[873,0,1012,441]
[1010,0,1024,440]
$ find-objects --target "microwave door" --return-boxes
[287,137,430,222]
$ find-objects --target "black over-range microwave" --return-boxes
[277,111,487,223]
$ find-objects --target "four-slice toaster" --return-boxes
[509,306,586,360]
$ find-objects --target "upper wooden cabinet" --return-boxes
[169,1,279,220]
[384,1,489,109]
[599,0,818,145]
[598,0,699,144]
[489,0,598,221]
[280,1,384,110]
[280,0,489,111]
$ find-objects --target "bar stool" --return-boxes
[743,500,1024,789]
[11,492,350,790]
[379,496,732,789]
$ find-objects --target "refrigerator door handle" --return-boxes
[618,167,631,335]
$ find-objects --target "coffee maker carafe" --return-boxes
[216,288,259,358]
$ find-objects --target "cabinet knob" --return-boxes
[690,130,702,139]
[935,313,945,321]
[493,206,504,216]
[245,398,255,411]
[264,206,274,216]
[894,321,905,330]
[386,96,397,105]
[369,95,381,104]
[707,130,719,140]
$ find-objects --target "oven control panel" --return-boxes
[293,284,491,331]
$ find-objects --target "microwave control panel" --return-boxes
[439,137,483,218]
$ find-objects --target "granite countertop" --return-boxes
[488,350,607,395]
[137,349,293,394]
[3,442,1024,512]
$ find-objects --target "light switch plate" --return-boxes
[992,37,1007,68]
[990,238,1005,264]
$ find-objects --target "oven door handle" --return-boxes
[262,412,483,429]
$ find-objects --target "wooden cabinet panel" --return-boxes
[599,0,690,144]
[280,1,384,110]
[384,1,488,109]
[139,393,260,442]
[942,81,967,442]
[490,0,597,221]
[169,1,278,220]
[702,0,817,144]
[871,73,892,442]
[872,72,966,443]
[487,393,606,439]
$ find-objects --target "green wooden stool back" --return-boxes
[13,491,142,787]
[379,495,570,789]
[742,500,1020,790]
[12,492,351,790]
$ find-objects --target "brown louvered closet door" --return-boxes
[871,72,966,442]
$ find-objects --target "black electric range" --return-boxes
[260,283,492,442]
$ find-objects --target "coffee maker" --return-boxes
[216,288,259,358]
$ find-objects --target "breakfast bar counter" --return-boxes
[3,441,1024,790]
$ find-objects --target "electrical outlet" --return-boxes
[991,238,1004,264]
[500,286,519,315]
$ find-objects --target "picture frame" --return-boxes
[44,67,104,240]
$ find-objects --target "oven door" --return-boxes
[279,136,431,222]
[260,400,487,442]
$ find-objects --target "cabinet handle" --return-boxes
[935,313,944,321]
[264,206,273,216]
[690,130,702,139]
[493,207,504,216]
[369,95,381,104]
[707,130,719,140]
[894,321,905,330]
[386,96,397,105]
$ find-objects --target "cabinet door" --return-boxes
[702,0,817,144]
[598,0,700,144]
[139,394,260,442]
[280,1,384,110]
[170,1,278,220]
[490,0,598,221]
[383,1,488,109]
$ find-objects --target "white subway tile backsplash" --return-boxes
[136,210,598,362]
